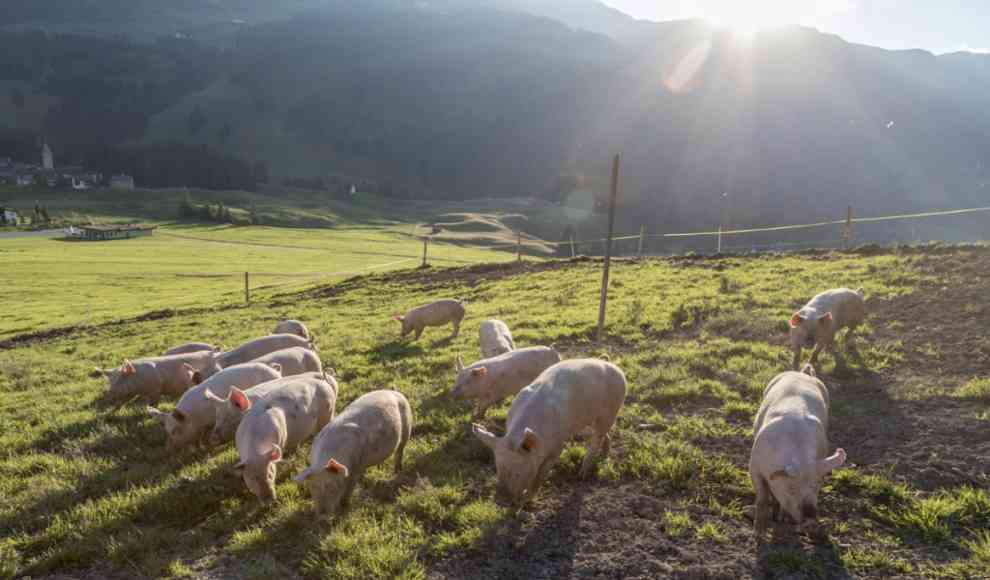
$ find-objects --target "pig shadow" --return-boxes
[429,487,586,580]
[368,340,424,364]
[756,532,853,579]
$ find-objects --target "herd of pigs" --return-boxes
[94,289,866,538]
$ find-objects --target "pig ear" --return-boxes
[818,448,846,476]
[789,313,804,328]
[122,360,136,375]
[269,362,282,375]
[230,387,251,412]
[520,428,540,453]
[172,410,187,423]
[801,364,817,377]
[183,363,201,384]
[325,458,350,477]
[818,312,833,325]
[268,444,283,463]
[472,423,498,450]
[203,388,226,403]
[455,355,464,372]
[471,366,488,377]
[392,314,404,322]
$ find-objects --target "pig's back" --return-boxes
[755,372,829,434]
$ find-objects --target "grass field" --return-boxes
[0,223,519,340]
[2,244,989,579]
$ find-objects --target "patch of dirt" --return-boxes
[429,482,762,580]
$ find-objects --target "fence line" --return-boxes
[469,204,990,251]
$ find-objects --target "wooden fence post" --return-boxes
[638,225,646,258]
[244,272,250,303]
[422,237,429,267]
[569,234,576,258]
[596,154,621,343]
[717,225,723,254]
[842,205,853,250]
[517,231,522,262]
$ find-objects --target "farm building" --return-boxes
[110,174,135,190]
[74,224,156,241]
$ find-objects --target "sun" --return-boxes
[697,0,806,35]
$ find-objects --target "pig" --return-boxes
[472,359,626,504]
[232,373,338,502]
[216,333,313,369]
[251,346,322,377]
[273,319,310,341]
[206,371,329,446]
[789,288,866,371]
[97,349,222,404]
[750,365,846,537]
[392,299,465,340]
[452,346,561,420]
[163,342,218,356]
[147,362,282,451]
[294,390,412,515]
[479,319,515,359]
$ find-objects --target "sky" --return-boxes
[603,0,990,54]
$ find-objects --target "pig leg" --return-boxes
[414,326,424,341]
[394,440,406,473]
[341,469,362,508]
[580,431,610,478]
[451,319,461,338]
[753,473,771,536]
[527,455,559,501]
[791,347,802,371]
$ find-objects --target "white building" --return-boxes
[2,208,18,224]
[110,174,135,190]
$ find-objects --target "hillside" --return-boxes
[1,245,989,578]
[3,1,990,241]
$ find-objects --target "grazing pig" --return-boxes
[479,319,515,359]
[206,371,327,445]
[392,299,465,340]
[147,362,282,451]
[251,347,322,377]
[294,390,412,515]
[232,373,338,501]
[452,346,561,420]
[273,319,310,340]
[789,288,866,370]
[217,333,313,369]
[750,365,845,537]
[163,342,217,356]
[98,350,222,404]
[472,359,626,504]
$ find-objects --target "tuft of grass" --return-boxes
[955,378,990,401]
[662,510,692,538]
[695,521,728,543]
[842,547,914,574]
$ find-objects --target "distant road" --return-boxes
[0,229,64,240]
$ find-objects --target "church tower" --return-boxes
[42,142,54,170]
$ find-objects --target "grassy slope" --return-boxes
[1,247,988,579]
[0,223,514,340]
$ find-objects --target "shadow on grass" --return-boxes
[367,340,424,364]
[757,532,853,579]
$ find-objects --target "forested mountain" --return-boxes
[3,0,990,237]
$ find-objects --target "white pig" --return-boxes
[216,333,313,369]
[273,319,310,340]
[98,349,221,404]
[147,362,282,451]
[392,299,465,340]
[750,365,845,537]
[472,359,626,504]
[206,371,328,445]
[251,347,322,377]
[789,288,866,370]
[294,390,412,515]
[232,374,338,501]
[479,319,515,359]
[163,342,217,356]
[452,346,561,420]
